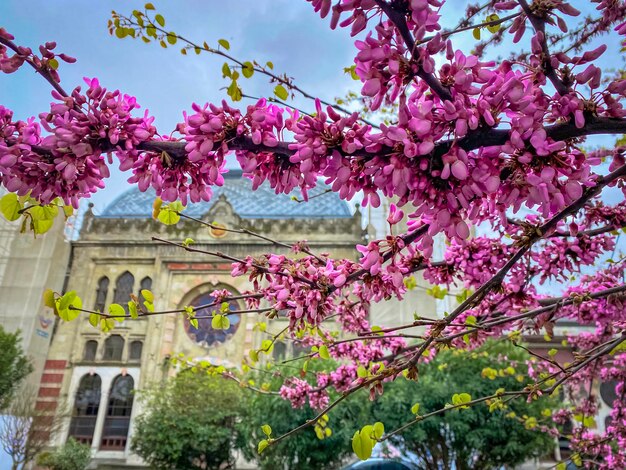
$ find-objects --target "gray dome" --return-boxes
[99,170,353,220]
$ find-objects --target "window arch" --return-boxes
[113,271,134,305]
[183,285,241,348]
[138,276,152,304]
[101,375,134,450]
[68,374,101,446]
[129,341,143,361]
[103,335,124,361]
[83,340,98,361]
[94,276,109,312]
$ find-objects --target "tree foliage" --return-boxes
[131,371,245,470]
[0,326,33,410]
[36,438,92,470]
[372,341,558,470]
[238,361,371,470]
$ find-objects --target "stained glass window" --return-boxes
[184,290,240,348]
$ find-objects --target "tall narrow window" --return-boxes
[113,272,134,305]
[138,276,152,305]
[129,341,143,361]
[100,375,134,450]
[103,335,124,361]
[94,276,109,313]
[83,340,98,361]
[68,374,101,446]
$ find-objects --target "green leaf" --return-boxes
[141,289,154,302]
[274,84,288,101]
[357,365,368,378]
[89,313,100,328]
[266,61,274,70]
[154,14,165,27]
[166,32,177,45]
[261,339,274,354]
[242,61,254,78]
[48,58,59,70]
[452,393,472,409]
[108,303,126,320]
[352,429,373,461]
[128,301,138,319]
[257,439,269,454]
[319,344,330,360]
[0,193,22,221]
[556,463,566,470]
[115,28,127,39]
[218,38,230,50]
[473,27,481,40]
[182,237,195,247]
[189,318,198,329]
[222,62,231,78]
[261,424,272,437]
[43,289,56,309]
[411,403,420,415]
[227,80,242,101]
[32,218,54,235]
[486,14,501,33]
[157,208,180,225]
[373,422,384,440]
[212,314,230,330]
[145,2,155,10]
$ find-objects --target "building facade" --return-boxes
[38,171,369,468]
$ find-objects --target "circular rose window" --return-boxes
[184,291,241,348]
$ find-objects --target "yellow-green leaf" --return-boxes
[242,61,254,78]
[352,430,373,461]
[274,84,288,101]
[258,439,269,454]
[43,289,56,309]
[141,289,154,302]
[0,193,22,221]
[157,208,180,225]
[212,314,230,330]
[261,424,272,437]
[154,14,165,27]
[222,62,231,78]
[411,403,420,415]
[319,344,330,360]
[373,422,384,440]
[145,2,155,10]
[128,301,138,319]
[218,38,230,50]
[89,313,100,328]
[473,27,481,40]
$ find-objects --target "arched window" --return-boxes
[103,335,124,361]
[129,341,143,361]
[138,277,152,305]
[68,374,101,445]
[113,272,134,305]
[183,286,241,348]
[101,375,134,450]
[83,340,98,361]
[94,276,109,312]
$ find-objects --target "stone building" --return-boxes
[38,170,372,468]
[0,186,71,392]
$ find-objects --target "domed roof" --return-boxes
[99,169,353,220]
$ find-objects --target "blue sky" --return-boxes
[0,1,363,212]
[0,1,623,215]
